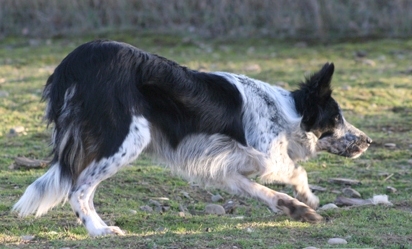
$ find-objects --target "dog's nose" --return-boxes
[366,137,373,144]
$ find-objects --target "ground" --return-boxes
[0,33,411,248]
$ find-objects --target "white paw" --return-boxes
[89,226,125,237]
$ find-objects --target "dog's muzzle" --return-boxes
[317,126,372,158]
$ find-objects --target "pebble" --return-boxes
[362,59,376,66]
[211,194,223,202]
[129,209,137,214]
[302,247,318,249]
[386,186,397,193]
[140,205,153,213]
[327,238,347,245]
[205,204,226,215]
[309,184,327,192]
[21,235,35,241]
[319,203,338,210]
[223,200,236,214]
[149,199,162,207]
[407,159,412,165]
[384,143,396,148]
[0,90,9,97]
[180,191,191,199]
[9,126,25,135]
[342,187,361,198]
[178,212,185,217]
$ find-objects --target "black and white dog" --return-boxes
[13,40,371,236]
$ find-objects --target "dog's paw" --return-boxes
[295,191,319,210]
[89,226,125,237]
[277,198,323,224]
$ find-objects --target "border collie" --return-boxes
[13,40,371,236]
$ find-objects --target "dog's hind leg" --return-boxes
[69,116,151,237]
[224,173,322,223]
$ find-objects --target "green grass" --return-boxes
[1,33,412,248]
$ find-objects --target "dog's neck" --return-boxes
[286,127,318,161]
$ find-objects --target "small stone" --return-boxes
[129,209,137,214]
[342,187,361,198]
[386,186,397,193]
[140,205,153,213]
[223,200,236,214]
[211,194,223,202]
[246,227,253,233]
[361,59,376,66]
[12,157,49,169]
[329,178,361,185]
[355,50,367,58]
[149,199,162,207]
[309,184,327,192]
[407,159,412,165]
[178,212,185,217]
[319,203,338,210]
[302,247,318,249]
[60,247,71,249]
[328,238,347,245]
[0,90,9,97]
[21,235,35,241]
[384,143,396,148]
[180,191,191,199]
[9,126,25,135]
[154,206,162,213]
[205,204,226,215]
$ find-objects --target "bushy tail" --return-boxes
[12,163,72,217]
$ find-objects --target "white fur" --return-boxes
[12,164,71,217]
[69,116,151,236]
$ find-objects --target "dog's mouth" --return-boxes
[341,142,371,159]
[347,146,369,158]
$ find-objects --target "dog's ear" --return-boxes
[306,62,334,100]
[292,63,335,131]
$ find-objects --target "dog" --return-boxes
[13,40,372,237]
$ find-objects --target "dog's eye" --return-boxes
[319,131,333,139]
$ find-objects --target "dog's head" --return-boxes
[292,63,372,158]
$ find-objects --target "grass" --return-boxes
[0,32,412,248]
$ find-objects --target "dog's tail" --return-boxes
[12,162,72,217]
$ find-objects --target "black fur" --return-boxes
[292,63,341,137]
[43,40,246,178]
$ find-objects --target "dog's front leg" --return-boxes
[288,166,319,210]
[224,174,322,223]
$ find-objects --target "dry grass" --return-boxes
[1,0,412,40]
